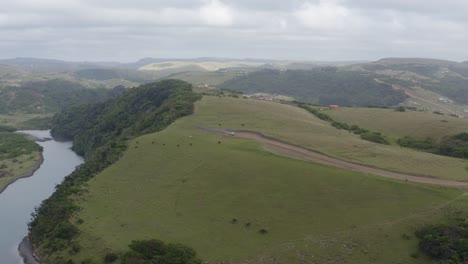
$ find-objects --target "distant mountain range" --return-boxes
[0,57,368,73]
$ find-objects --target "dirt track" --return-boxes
[197,125,468,189]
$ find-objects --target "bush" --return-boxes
[104,252,119,263]
[360,132,389,145]
[129,239,166,259]
[415,223,468,262]
[395,106,406,112]
[122,240,201,264]
[397,136,435,151]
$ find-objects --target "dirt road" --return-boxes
[197,125,468,189]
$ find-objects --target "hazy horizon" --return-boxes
[2,0,468,62]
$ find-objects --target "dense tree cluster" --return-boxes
[416,223,468,263]
[398,132,468,159]
[51,79,200,158]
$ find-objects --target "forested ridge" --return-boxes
[28,79,201,263]
[219,68,407,106]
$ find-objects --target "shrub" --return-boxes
[122,239,201,264]
[397,136,435,151]
[395,106,406,112]
[129,239,166,259]
[360,132,389,145]
[104,252,119,263]
[415,224,468,262]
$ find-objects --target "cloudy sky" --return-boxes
[1,0,468,62]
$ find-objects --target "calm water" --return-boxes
[0,130,83,264]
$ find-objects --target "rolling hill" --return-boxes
[219,69,407,106]
[356,58,468,108]
[28,90,468,263]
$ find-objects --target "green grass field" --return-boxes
[69,96,468,263]
[327,107,468,142]
[189,97,468,181]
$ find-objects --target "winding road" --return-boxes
[197,125,468,189]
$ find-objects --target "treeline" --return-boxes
[219,69,407,107]
[297,104,389,145]
[28,80,201,263]
[0,79,125,114]
[398,133,468,159]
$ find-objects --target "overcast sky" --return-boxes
[1,0,468,62]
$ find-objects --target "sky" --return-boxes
[1,0,468,62]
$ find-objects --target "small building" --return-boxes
[329,105,340,110]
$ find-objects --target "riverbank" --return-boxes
[0,154,44,195]
[18,237,40,264]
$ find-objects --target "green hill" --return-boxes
[29,94,468,264]
[219,69,407,106]
[28,80,201,263]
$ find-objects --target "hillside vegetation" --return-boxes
[219,69,407,106]
[0,132,43,191]
[50,79,200,157]
[28,80,201,263]
[0,79,124,114]
[359,58,468,105]
[61,95,468,264]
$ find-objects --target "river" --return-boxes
[0,130,83,264]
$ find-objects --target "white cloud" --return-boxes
[199,0,234,26]
[294,0,363,31]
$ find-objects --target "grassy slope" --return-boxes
[71,96,466,263]
[327,107,468,142]
[191,97,468,181]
